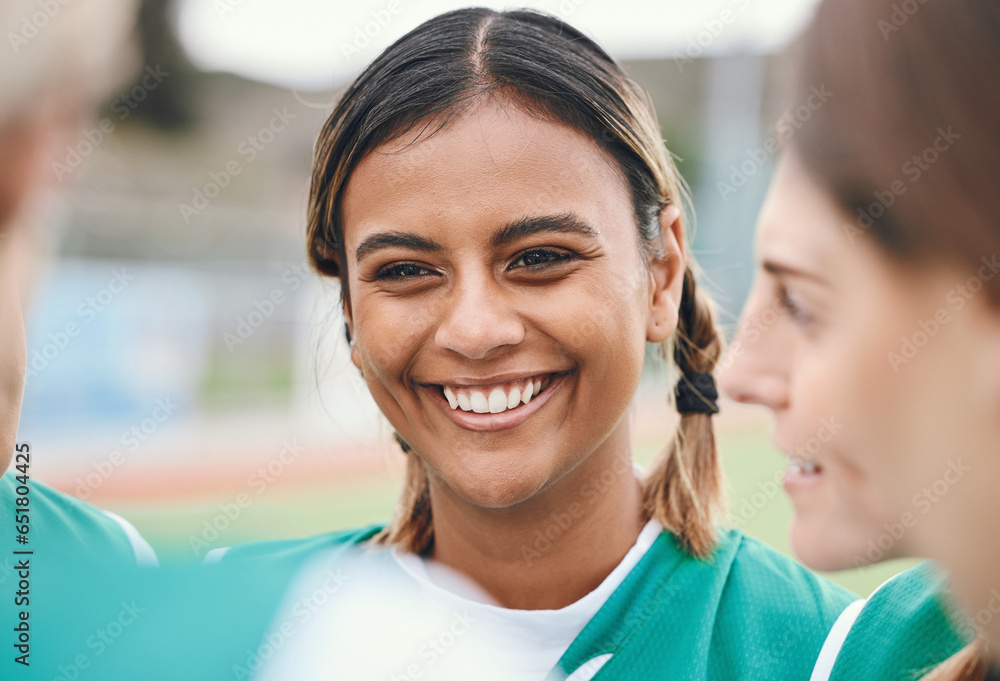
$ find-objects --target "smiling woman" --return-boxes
[718,0,1000,679]
[213,7,874,680]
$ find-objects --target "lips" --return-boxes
[419,370,572,433]
[441,373,553,415]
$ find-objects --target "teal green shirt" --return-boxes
[218,524,856,679]
[0,470,157,677]
[825,562,970,681]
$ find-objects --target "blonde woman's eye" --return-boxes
[776,284,814,326]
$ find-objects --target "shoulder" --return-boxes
[208,523,386,571]
[823,562,971,681]
[720,529,859,618]
[1,472,157,566]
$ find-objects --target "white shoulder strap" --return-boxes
[203,546,231,564]
[809,598,867,681]
[566,653,613,681]
[101,510,159,567]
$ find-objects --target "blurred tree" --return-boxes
[106,0,200,130]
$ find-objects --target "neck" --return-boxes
[427,428,647,610]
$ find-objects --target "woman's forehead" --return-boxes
[340,100,631,248]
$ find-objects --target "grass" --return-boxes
[111,421,915,598]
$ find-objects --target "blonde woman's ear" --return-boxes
[646,204,686,343]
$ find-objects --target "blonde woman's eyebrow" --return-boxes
[762,259,829,286]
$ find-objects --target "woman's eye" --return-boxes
[374,262,433,280]
[510,249,575,269]
[776,283,814,327]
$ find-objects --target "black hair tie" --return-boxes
[674,372,720,415]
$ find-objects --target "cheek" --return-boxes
[556,270,648,372]
[0,268,25,469]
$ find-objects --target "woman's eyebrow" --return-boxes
[762,258,828,286]
[355,232,442,263]
[490,213,599,248]
[355,214,599,264]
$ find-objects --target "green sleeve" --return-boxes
[827,562,970,681]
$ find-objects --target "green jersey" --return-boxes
[1,468,157,677]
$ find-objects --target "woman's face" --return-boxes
[337,99,683,510]
[720,152,1000,586]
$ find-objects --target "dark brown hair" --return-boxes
[306,7,726,557]
[795,0,1000,283]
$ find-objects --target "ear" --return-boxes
[646,204,686,344]
[339,271,363,372]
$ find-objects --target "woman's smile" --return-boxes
[419,369,572,433]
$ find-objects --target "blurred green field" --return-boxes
[111,422,915,598]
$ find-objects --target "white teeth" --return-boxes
[488,388,507,413]
[521,381,533,404]
[789,457,819,474]
[442,374,554,415]
[507,387,521,409]
[470,391,490,413]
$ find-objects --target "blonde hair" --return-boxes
[306,8,726,557]
[920,640,993,681]
[0,0,139,125]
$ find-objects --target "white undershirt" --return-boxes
[391,517,664,679]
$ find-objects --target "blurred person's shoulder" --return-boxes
[720,528,859,617]
[205,523,385,571]
[813,562,970,681]
[0,470,158,566]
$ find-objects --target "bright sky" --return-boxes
[176,0,822,90]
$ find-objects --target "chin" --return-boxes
[788,517,865,573]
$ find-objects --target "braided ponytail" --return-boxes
[641,266,727,557]
[370,433,434,553]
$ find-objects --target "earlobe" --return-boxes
[343,297,363,372]
[646,204,686,344]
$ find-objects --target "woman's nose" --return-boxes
[717,300,790,411]
[434,278,525,360]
